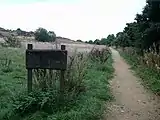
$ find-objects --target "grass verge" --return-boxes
[0,46,114,120]
[48,56,114,120]
[119,51,160,94]
[0,47,26,119]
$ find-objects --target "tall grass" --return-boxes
[0,46,26,120]
[119,47,160,94]
[0,46,114,120]
[121,47,160,72]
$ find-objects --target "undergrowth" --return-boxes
[119,50,160,95]
[0,46,114,120]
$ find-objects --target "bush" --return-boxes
[121,47,160,72]
[89,47,111,64]
[119,47,160,94]
[35,28,56,42]
[12,90,77,116]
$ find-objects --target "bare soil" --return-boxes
[104,48,160,120]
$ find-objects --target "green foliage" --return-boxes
[119,49,160,94]
[35,28,56,42]
[87,34,116,46]
[113,32,131,48]
[88,40,94,44]
[113,1,160,53]
[105,34,115,46]
[0,59,13,73]
[76,40,83,42]
[90,47,111,64]
[32,53,87,94]
[16,28,22,36]
[47,54,114,120]
[12,89,79,118]
[113,1,160,94]
[0,47,26,120]
[0,47,114,120]
[93,39,101,45]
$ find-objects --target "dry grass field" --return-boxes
[21,37,106,57]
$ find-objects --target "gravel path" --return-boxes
[104,48,160,120]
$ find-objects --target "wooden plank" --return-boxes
[26,49,67,70]
[26,44,68,94]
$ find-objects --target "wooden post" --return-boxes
[27,44,33,93]
[55,39,58,49]
[60,45,66,93]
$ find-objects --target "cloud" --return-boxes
[0,0,146,41]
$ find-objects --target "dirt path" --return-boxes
[104,48,160,120]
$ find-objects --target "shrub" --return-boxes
[35,28,56,42]
[89,47,111,64]
[122,47,160,72]
[119,47,160,94]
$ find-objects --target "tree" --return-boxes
[94,39,101,45]
[88,40,94,44]
[48,31,56,41]
[115,32,130,48]
[16,28,22,36]
[100,38,107,45]
[106,34,115,46]
[112,0,160,54]
[77,40,83,42]
[98,34,115,46]
[35,28,56,42]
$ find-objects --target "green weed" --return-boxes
[120,50,160,95]
[0,46,114,120]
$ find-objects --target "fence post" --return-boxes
[55,39,58,49]
[60,45,66,94]
[27,44,33,93]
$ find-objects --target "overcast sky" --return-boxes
[0,0,146,41]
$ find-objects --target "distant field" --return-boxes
[0,36,106,62]
[20,37,106,57]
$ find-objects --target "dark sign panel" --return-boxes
[26,49,67,70]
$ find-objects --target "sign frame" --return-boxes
[26,44,67,93]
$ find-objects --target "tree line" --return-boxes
[15,27,56,42]
[88,0,160,55]
[113,0,160,54]
[85,34,115,46]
